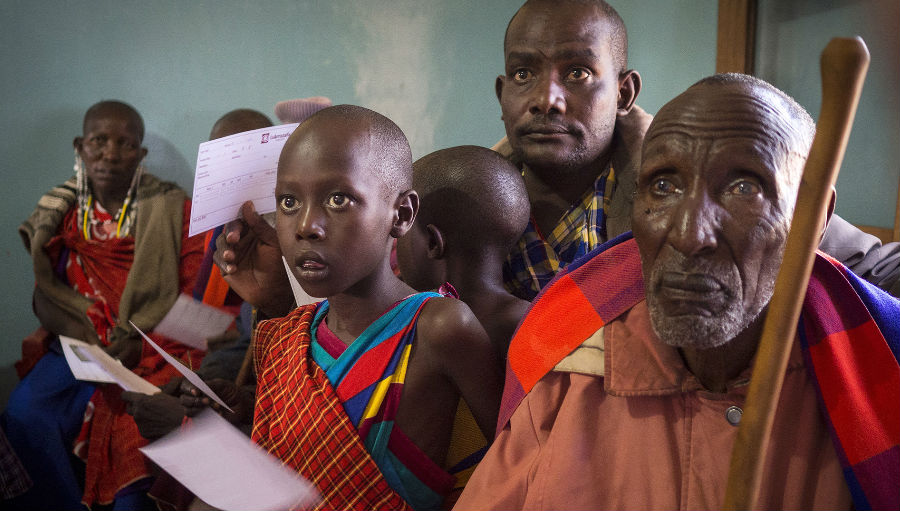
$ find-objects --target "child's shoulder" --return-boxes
[414,294,485,351]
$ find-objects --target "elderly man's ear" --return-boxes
[822,187,837,242]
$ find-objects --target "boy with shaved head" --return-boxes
[397,145,531,356]
[251,105,503,510]
[455,74,900,510]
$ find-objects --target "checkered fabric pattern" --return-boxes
[0,427,31,499]
[503,164,615,300]
[252,305,411,511]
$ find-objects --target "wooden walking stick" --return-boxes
[723,37,869,509]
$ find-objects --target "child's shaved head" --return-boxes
[291,105,413,197]
[414,146,530,252]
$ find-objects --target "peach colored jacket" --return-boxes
[455,301,851,510]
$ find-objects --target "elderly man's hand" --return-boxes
[213,201,294,318]
[121,391,185,440]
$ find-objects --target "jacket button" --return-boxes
[725,405,743,426]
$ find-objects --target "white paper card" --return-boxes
[154,294,236,351]
[140,410,319,511]
[129,321,234,413]
[189,123,299,236]
[60,336,116,384]
[61,336,160,395]
[282,256,319,307]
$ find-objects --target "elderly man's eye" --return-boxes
[278,195,300,213]
[650,177,679,196]
[729,180,761,196]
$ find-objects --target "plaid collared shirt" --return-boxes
[503,163,615,300]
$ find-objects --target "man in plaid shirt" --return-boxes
[495,0,650,300]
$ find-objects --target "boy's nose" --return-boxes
[295,205,325,240]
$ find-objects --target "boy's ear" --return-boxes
[425,224,446,260]
[391,190,419,238]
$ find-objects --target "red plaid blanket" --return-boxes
[252,305,411,511]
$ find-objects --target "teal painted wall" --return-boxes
[1,0,734,405]
[757,0,900,230]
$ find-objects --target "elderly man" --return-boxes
[454,74,900,510]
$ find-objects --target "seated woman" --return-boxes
[1,100,205,510]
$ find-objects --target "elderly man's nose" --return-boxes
[667,196,720,256]
[528,76,566,115]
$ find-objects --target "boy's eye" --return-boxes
[326,193,350,208]
[728,179,761,196]
[278,195,300,213]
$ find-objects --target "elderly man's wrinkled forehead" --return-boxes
[645,80,814,191]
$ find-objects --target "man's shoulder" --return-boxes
[552,326,606,378]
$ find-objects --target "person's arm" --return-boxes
[820,213,900,296]
[213,201,295,317]
[417,299,503,441]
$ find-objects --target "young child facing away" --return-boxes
[394,146,531,502]
[396,145,531,358]
[251,105,503,511]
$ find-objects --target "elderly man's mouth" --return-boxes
[655,272,729,316]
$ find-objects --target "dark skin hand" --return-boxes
[121,378,185,440]
[179,378,255,427]
[105,337,142,369]
[213,201,295,318]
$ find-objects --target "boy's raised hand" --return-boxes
[214,201,295,318]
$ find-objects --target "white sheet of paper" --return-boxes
[140,410,319,511]
[282,256,319,307]
[129,321,234,413]
[60,336,116,384]
[64,338,161,395]
[189,123,299,236]
[153,294,236,351]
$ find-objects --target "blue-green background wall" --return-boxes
[1,0,896,406]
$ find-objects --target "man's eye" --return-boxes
[326,193,350,208]
[278,195,300,212]
[512,69,532,83]
[728,180,761,196]
[566,68,591,81]
[650,177,679,196]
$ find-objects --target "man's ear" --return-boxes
[391,190,419,238]
[821,186,836,241]
[616,70,641,115]
[73,136,84,152]
[425,224,446,260]
[495,75,505,103]
[140,146,148,160]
